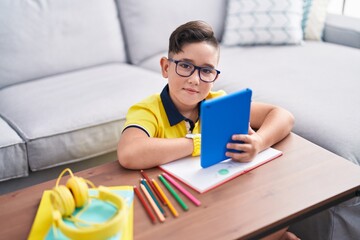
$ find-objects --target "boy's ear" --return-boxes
[160,57,169,78]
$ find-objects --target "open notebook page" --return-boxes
[159,147,282,193]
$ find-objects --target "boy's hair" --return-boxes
[168,20,219,56]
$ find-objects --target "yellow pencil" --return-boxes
[140,183,165,222]
[152,178,179,217]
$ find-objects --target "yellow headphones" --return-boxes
[50,168,126,240]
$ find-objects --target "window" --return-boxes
[328,0,360,18]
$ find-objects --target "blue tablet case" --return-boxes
[200,88,252,168]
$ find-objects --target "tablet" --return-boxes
[200,88,252,168]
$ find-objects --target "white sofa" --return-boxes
[0,0,359,239]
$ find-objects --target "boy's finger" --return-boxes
[227,142,252,152]
[232,134,250,143]
[225,151,252,162]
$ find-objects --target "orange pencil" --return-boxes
[140,183,165,222]
[133,185,156,224]
[152,178,179,217]
[141,170,167,206]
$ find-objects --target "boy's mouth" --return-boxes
[183,88,199,94]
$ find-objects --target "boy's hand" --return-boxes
[225,127,263,162]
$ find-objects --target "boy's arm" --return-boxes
[250,102,294,150]
[226,102,294,162]
[117,127,193,169]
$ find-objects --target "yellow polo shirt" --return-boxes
[123,85,226,138]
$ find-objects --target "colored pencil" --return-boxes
[141,179,166,215]
[152,178,179,217]
[162,172,201,206]
[140,183,165,222]
[158,174,189,211]
[133,185,156,224]
[141,170,167,206]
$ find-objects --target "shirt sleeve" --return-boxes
[122,103,158,137]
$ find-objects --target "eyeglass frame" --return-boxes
[168,58,220,83]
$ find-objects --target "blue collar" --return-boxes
[160,85,185,126]
[160,85,202,132]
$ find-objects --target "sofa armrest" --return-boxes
[323,14,360,49]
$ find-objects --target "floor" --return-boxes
[0,151,117,195]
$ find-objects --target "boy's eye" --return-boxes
[179,62,193,70]
[201,68,213,75]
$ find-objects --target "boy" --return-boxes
[118,21,298,240]
[118,20,294,169]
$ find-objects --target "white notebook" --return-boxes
[159,147,282,193]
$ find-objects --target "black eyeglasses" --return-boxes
[168,58,220,83]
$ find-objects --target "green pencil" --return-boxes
[159,174,189,211]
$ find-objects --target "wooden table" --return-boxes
[1,133,360,240]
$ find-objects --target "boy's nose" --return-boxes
[188,69,201,85]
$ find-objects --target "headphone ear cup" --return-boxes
[66,176,89,208]
[51,185,75,217]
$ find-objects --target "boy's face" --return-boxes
[161,42,219,111]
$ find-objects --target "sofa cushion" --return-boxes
[0,63,165,171]
[117,0,227,65]
[302,0,329,40]
[215,42,360,165]
[0,118,28,181]
[0,0,126,89]
[222,0,303,46]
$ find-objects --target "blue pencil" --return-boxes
[141,179,166,215]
